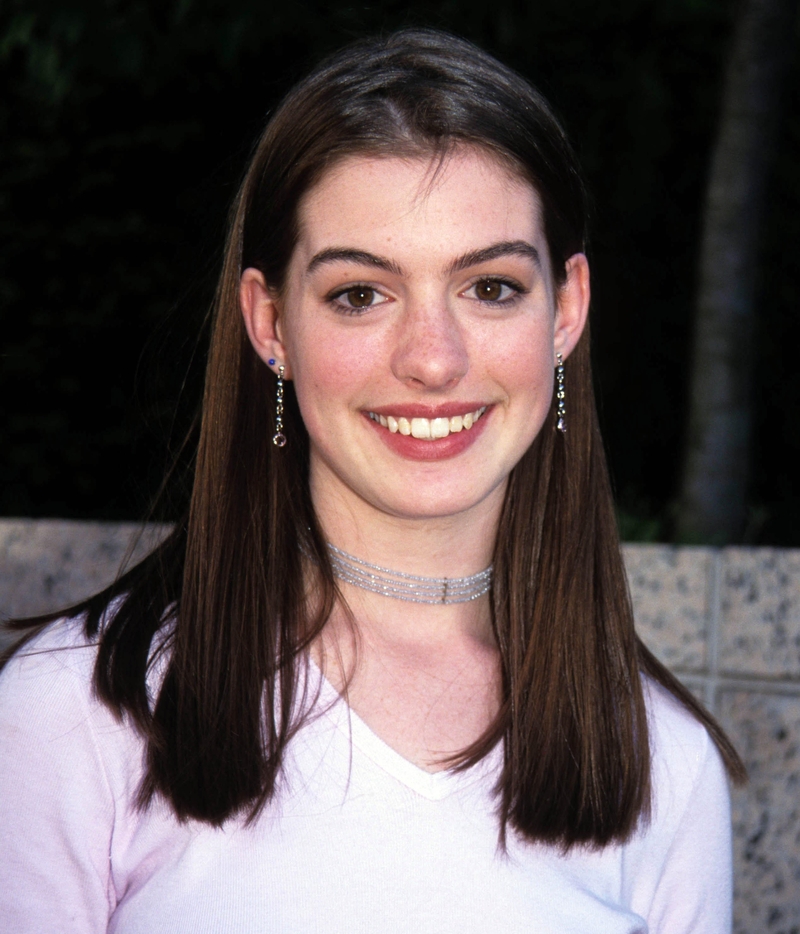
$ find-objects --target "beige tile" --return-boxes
[720,549,800,679]
[718,690,800,934]
[623,544,712,672]
[0,520,170,648]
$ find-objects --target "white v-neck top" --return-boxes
[0,618,733,933]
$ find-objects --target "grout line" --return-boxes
[704,549,722,713]
[672,672,800,697]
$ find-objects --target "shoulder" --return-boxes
[638,676,731,859]
[1,615,101,720]
[643,677,725,796]
[0,612,130,728]
[644,678,713,770]
[2,609,101,663]
[0,613,144,794]
[624,681,733,930]
[0,617,147,929]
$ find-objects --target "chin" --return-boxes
[370,482,502,523]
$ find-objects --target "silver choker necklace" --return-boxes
[326,542,492,605]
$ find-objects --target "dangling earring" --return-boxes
[555,352,566,433]
[271,363,287,447]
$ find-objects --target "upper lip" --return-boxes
[364,402,491,419]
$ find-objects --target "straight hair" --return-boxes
[4,28,745,846]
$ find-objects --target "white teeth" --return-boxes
[410,418,431,439]
[430,417,450,439]
[369,407,487,441]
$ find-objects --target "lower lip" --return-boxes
[363,409,492,461]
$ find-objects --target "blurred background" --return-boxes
[1,0,798,544]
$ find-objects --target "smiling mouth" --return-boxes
[366,406,487,440]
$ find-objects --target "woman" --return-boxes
[0,28,744,933]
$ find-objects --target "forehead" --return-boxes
[293,148,547,268]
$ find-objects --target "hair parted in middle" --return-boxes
[27,27,742,846]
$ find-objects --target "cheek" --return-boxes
[500,332,556,440]
[285,323,377,439]
[499,322,555,392]
[513,363,554,426]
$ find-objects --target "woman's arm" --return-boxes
[640,704,735,933]
[0,622,124,933]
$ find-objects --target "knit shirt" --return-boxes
[0,618,732,933]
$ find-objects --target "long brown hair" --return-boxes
[4,28,745,844]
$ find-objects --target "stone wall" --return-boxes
[625,545,800,933]
[1,519,798,931]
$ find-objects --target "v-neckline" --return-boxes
[308,657,501,802]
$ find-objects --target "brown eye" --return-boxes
[346,287,376,307]
[465,278,523,305]
[329,284,389,314]
[475,279,503,301]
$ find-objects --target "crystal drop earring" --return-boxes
[272,365,287,447]
[555,352,566,433]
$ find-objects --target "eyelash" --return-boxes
[463,276,528,307]
[326,284,386,315]
[325,275,529,315]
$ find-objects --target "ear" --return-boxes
[553,253,590,361]
[239,267,292,378]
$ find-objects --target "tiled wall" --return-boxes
[625,545,800,934]
[1,520,798,930]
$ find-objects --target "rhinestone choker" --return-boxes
[326,542,492,605]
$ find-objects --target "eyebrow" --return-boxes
[306,248,403,276]
[447,240,541,274]
[305,240,541,278]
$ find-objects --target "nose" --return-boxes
[389,297,469,391]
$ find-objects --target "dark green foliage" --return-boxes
[0,0,797,541]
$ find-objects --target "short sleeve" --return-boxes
[0,622,124,933]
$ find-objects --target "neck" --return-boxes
[318,580,495,674]
[325,541,492,604]
[308,459,506,652]
[313,522,500,657]
[313,494,501,583]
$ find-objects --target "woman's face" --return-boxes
[241,148,589,530]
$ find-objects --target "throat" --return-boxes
[318,631,502,774]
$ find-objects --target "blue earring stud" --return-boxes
[268,358,276,366]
